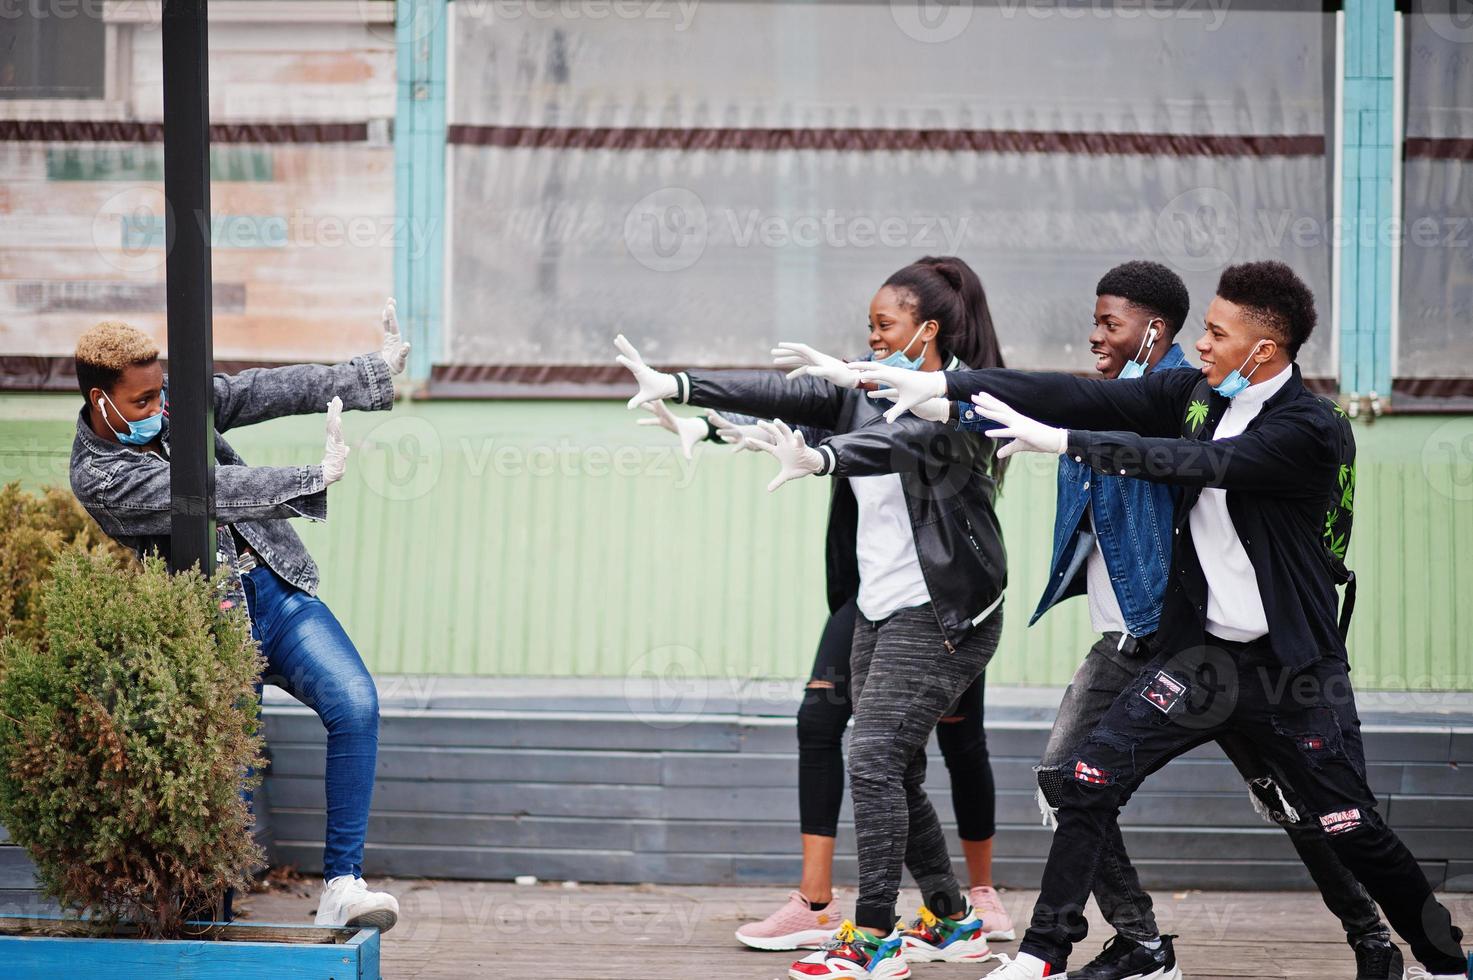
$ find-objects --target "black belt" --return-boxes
[1115,632,1152,657]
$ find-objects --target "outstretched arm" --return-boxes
[851,361,1198,438]
[812,415,990,481]
[78,399,354,538]
[212,299,405,432]
[972,392,1338,497]
[615,335,849,432]
[1065,409,1338,496]
[83,456,329,538]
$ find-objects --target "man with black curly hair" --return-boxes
[853,260,1467,980]
[1011,260,1394,980]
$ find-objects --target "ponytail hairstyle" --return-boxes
[882,255,1008,485]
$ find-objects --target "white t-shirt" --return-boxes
[850,473,931,621]
[1187,365,1293,641]
[1084,505,1127,635]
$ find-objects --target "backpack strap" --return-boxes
[1338,570,1356,643]
[1321,396,1358,641]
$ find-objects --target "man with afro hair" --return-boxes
[1018,260,1395,980]
[854,260,1466,980]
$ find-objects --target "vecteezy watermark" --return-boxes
[623,645,710,729]
[1256,212,1473,251]
[890,0,1232,43]
[92,186,172,274]
[0,0,110,20]
[1419,0,1473,44]
[355,415,704,502]
[456,0,699,30]
[1154,187,1241,273]
[996,0,1231,30]
[623,188,973,273]
[94,190,434,270]
[1421,417,1473,502]
[357,415,446,503]
[453,890,708,943]
[623,187,709,273]
[889,0,974,43]
[1156,190,1471,273]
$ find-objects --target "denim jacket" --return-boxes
[69,354,395,597]
[956,344,1192,637]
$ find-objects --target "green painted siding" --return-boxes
[4,395,1470,688]
[45,146,274,182]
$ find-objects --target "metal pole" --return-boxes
[161,0,216,575]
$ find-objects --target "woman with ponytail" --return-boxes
[617,256,1011,979]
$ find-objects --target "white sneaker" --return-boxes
[314,874,400,932]
[980,952,1068,979]
[1403,968,1468,980]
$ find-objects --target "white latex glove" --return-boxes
[751,419,824,492]
[846,361,948,423]
[614,334,679,409]
[638,400,706,461]
[321,396,349,484]
[971,392,1068,460]
[380,297,410,375]
[879,395,952,424]
[706,409,777,453]
[771,342,860,389]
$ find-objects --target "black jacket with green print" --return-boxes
[674,356,1007,650]
[943,362,1350,669]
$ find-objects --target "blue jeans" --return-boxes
[242,565,379,880]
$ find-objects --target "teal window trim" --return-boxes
[394,0,448,384]
[1336,0,1399,404]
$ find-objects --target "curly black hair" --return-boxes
[1095,260,1191,337]
[1214,260,1318,358]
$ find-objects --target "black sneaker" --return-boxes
[1069,934,1182,980]
[1352,939,1403,980]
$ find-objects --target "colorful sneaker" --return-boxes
[969,885,1017,941]
[789,920,911,979]
[737,890,842,951]
[899,904,990,962]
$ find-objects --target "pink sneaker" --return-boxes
[968,886,1016,941]
[737,890,843,951]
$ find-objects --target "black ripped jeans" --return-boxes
[1020,636,1466,974]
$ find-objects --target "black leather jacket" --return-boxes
[676,358,1006,649]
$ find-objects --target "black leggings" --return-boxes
[796,599,996,842]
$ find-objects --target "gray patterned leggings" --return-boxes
[848,604,1003,932]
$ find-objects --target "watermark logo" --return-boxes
[1421,418,1473,502]
[624,187,708,273]
[1155,187,1240,273]
[358,415,445,502]
[624,644,709,728]
[889,0,973,43]
[93,186,170,273]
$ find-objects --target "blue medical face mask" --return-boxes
[1117,321,1160,381]
[872,322,930,371]
[99,390,163,446]
[1212,340,1268,399]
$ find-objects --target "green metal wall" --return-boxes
[4,394,1470,689]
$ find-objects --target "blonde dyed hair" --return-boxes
[75,320,160,371]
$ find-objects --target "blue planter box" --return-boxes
[0,915,380,979]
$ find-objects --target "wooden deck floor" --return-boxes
[240,878,1416,978]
